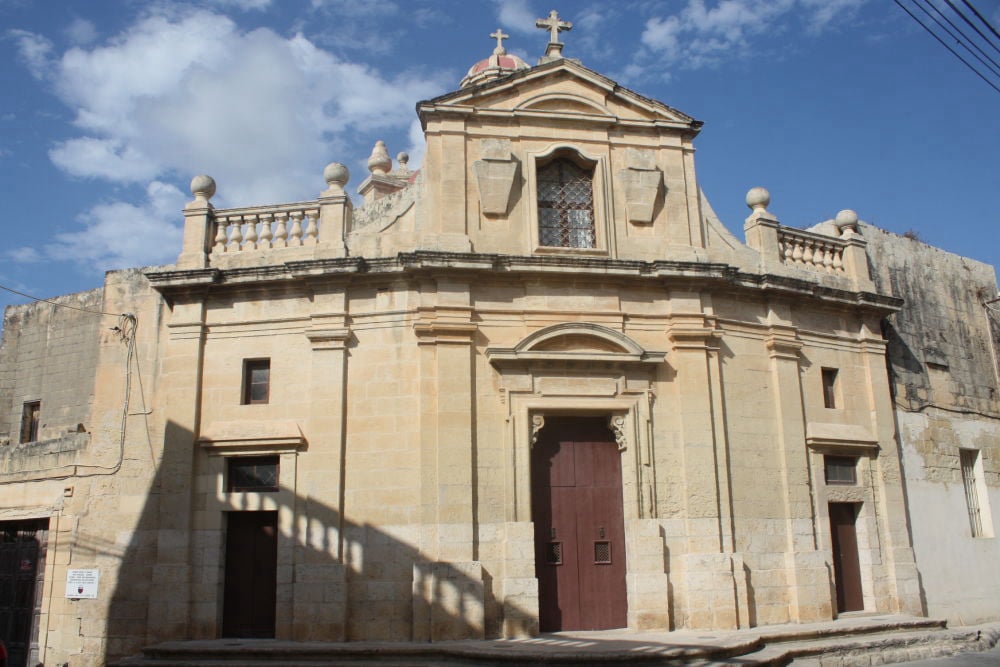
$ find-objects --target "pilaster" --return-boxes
[764,305,832,622]
[146,296,207,642]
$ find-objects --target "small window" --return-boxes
[960,449,990,537]
[822,368,839,409]
[537,157,596,248]
[20,401,40,444]
[227,455,279,492]
[824,455,857,485]
[242,359,270,405]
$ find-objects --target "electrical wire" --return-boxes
[916,0,1000,76]
[0,283,123,317]
[950,0,1000,50]
[960,0,1000,42]
[895,0,1000,94]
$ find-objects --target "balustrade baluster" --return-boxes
[274,212,289,248]
[227,216,243,252]
[243,214,259,250]
[288,211,304,246]
[259,213,274,249]
[213,217,228,253]
[304,208,319,245]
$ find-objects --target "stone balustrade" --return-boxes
[211,202,321,254]
[776,227,846,274]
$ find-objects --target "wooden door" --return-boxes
[532,416,627,631]
[829,503,864,613]
[0,521,44,667]
[223,511,278,638]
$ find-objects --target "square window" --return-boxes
[242,359,270,405]
[227,456,279,492]
[822,368,839,409]
[20,401,40,444]
[824,455,857,485]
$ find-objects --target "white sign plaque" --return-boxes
[65,569,99,599]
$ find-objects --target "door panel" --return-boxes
[532,417,627,631]
[223,511,278,638]
[829,503,864,613]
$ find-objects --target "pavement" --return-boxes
[113,615,1000,666]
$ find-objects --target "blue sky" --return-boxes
[1,0,998,315]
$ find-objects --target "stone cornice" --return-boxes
[144,251,902,314]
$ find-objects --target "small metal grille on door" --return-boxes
[594,540,611,564]
[546,542,563,565]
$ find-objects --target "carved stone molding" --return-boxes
[530,415,545,448]
[608,415,627,451]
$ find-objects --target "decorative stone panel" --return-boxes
[620,148,662,224]
[473,139,520,216]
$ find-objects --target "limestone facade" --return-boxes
[0,42,995,667]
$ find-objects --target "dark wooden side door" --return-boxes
[531,416,627,631]
[829,503,864,613]
[223,511,278,638]
[0,520,45,667]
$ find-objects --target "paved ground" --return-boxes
[892,643,1000,666]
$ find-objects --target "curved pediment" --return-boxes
[516,93,611,116]
[486,323,665,367]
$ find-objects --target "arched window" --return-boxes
[537,157,596,248]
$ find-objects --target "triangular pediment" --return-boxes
[418,59,699,130]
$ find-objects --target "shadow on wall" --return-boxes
[100,420,525,664]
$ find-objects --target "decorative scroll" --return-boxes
[608,415,627,451]
[530,415,545,448]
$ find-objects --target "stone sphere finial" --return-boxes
[190,174,216,202]
[367,140,392,176]
[323,162,349,192]
[745,186,770,212]
[397,152,409,167]
[835,209,860,236]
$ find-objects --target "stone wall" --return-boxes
[864,225,1000,624]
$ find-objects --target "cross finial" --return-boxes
[490,28,509,55]
[536,9,572,45]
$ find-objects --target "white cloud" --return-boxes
[635,0,866,74]
[496,0,537,34]
[24,9,447,203]
[210,0,272,9]
[29,181,186,269]
[11,7,450,270]
[8,29,54,78]
[64,17,98,45]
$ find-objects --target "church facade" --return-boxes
[0,17,997,667]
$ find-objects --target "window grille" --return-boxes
[960,449,984,537]
[227,455,279,492]
[537,159,595,248]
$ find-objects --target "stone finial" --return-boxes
[367,140,392,176]
[190,174,216,203]
[835,209,860,237]
[745,187,770,212]
[396,152,410,175]
[323,162,349,193]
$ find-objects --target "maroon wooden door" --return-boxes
[531,416,627,631]
[223,511,278,638]
[829,503,864,613]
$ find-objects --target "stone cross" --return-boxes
[490,28,509,54]
[536,10,572,44]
